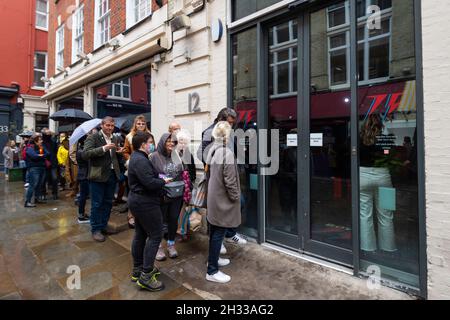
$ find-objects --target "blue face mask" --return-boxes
[148,144,155,154]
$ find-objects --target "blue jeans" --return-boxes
[207,224,227,275]
[26,167,46,203]
[225,228,237,239]
[89,172,117,234]
[78,179,90,217]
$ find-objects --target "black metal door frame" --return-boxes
[228,0,427,298]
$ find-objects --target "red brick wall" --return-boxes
[110,0,126,38]
[0,0,50,97]
[48,0,167,78]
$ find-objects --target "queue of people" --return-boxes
[3,108,248,291]
[2,128,80,207]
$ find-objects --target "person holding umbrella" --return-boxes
[82,117,122,242]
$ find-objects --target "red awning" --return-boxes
[235,80,416,124]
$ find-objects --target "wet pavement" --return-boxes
[0,177,414,300]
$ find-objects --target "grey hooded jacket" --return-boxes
[149,133,183,181]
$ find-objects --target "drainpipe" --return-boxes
[27,0,35,95]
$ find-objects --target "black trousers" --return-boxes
[161,197,183,242]
[129,193,163,273]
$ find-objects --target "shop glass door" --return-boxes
[264,6,353,265]
[304,1,353,265]
[265,18,301,249]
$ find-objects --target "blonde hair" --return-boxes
[212,121,232,144]
[130,115,150,136]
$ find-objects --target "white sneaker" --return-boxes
[220,243,227,255]
[24,183,29,188]
[206,271,231,284]
[207,258,230,268]
[225,233,247,245]
[218,258,230,267]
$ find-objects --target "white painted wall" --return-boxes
[151,0,228,157]
[422,0,450,300]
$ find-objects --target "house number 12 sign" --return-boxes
[188,92,201,113]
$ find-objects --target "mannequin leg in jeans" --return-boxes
[360,167,396,252]
[360,167,378,252]
[374,170,396,252]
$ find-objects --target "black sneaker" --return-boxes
[131,267,142,282]
[137,268,164,292]
[77,216,90,224]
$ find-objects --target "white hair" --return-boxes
[212,121,232,144]
[175,129,191,144]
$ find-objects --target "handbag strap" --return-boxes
[204,147,219,180]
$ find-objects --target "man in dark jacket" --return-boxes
[197,108,248,250]
[197,108,238,165]
[82,117,122,242]
[42,128,59,200]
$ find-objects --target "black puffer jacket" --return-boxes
[128,150,165,201]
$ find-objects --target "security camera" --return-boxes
[151,63,158,71]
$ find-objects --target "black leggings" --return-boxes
[162,197,183,242]
[129,194,163,273]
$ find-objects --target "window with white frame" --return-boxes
[95,0,110,48]
[126,0,152,29]
[35,0,49,30]
[72,5,84,63]
[327,0,392,88]
[269,20,298,98]
[33,52,47,88]
[108,79,131,99]
[55,25,64,72]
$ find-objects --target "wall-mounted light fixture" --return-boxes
[77,52,90,65]
[106,38,120,51]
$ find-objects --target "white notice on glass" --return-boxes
[310,133,323,147]
[287,134,298,147]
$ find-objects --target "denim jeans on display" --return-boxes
[360,167,397,252]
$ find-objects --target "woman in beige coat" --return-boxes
[205,121,241,284]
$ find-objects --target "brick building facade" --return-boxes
[0,0,49,166]
[42,0,450,300]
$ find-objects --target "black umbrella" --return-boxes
[18,130,34,138]
[113,117,133,132]
[50,109,93,123]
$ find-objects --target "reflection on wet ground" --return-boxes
[0,179,412,300]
